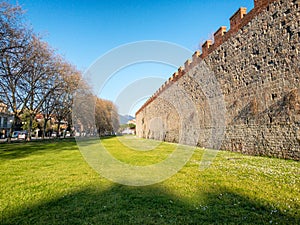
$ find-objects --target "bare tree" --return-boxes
[95,98,119,136]
[1,2,113,142]
[0,2,27,56]
[52,62,82,138]
[0,2,33,142]
[72,84,96,137]
[22,37,63,140]
[40,89,58,139]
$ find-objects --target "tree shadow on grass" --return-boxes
[2,184,298,225]
[0,139,78,160]
[0,136,118,160]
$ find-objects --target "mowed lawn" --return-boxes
[0,137,299,224]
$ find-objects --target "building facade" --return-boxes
[0,102,13,138]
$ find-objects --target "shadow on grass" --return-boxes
[0,138,78,160]
[0,136,117,160]
[2,184,298,225]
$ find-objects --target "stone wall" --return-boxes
[136,0,300,160]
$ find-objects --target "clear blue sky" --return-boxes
[9,0,254,116]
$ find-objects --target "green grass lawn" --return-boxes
[0,137,299,224]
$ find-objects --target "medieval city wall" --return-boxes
[136,0,300,160]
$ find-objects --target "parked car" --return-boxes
[12,131,28,140]
[18,131,28,140]
[12,131,21,138]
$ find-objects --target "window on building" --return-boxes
[3,117,7,128]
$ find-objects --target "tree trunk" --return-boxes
[7,114,17,143]
[42,116,48,139]
[57,120,61,139]
[27,114,33,141]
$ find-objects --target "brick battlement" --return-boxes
[136,0,278,116]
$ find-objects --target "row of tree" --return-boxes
[0,2,119,141]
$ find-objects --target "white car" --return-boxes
[18,133,26,139]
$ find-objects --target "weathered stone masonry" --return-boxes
[136,0,300,160]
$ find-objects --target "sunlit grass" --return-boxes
[0,137,299,224]
[102,136,178,166]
